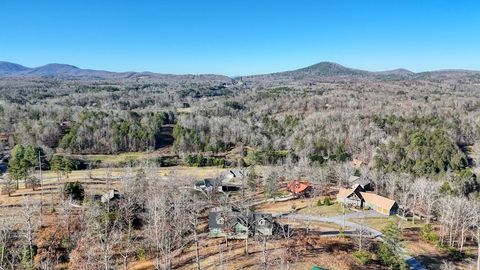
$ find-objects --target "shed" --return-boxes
[101,189,121,203]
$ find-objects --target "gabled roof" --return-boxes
[337,187,355,198]
[360,192,397,210]
[287,180,311,195]
[101,189,120,203]
[348,175,371,189]
[337,185,364,199]
[348,175,360,183]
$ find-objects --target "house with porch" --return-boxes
[337,186,398,216]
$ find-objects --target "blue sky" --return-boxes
[1,0,479,75]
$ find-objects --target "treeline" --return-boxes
[60,110,174,154]
[172,123,233,153]
[375,129,467,176]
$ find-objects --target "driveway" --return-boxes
[282,210,426,270]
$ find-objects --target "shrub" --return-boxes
[316,199,323,206]
[420,224,440,244]
[184,154,226,167]
[446,247,466,261]
[378,221,408,269]
[21,246,37,269]
[353,250,371,265]
[63,182,85,201]
[137,247,147,261]
[323,197,332,206]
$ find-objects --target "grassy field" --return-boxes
[348,216,396,231]
[277,218,343,231]
[32,165,226,183]
[298,201,352,217]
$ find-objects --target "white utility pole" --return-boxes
[38,151,43,227]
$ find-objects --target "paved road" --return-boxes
[283,210,426,270]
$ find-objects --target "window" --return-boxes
[258,219,266,226]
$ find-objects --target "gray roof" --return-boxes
[348,175,360,183]
[348,175,371,187]
[253,213,273,229]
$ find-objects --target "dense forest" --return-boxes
[1,62,480,269]
[1,64,480,196]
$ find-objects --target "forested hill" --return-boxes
[2,60,480,83]
[0,61,233,83]
[1,60,480,197]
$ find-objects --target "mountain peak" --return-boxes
[0,61,29,74]
[291,61,370,77]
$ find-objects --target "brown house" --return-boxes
[337,186,398,216]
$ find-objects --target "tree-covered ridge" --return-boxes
[60,110,174,154]
[375,129,467,176]
[372,114,478,145]
[172,123,233,154]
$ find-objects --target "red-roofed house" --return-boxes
[287,180,312,196]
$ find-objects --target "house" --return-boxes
[252,213,273,236]
[347,175,372,191]
[337,185,365,208]
[194,178,222,193]
[337,186,398,216]
[223,169,248,182]
[208,211,248,238]
[287,180,312,196]
[208,211,273,238]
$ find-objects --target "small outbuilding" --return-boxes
[101,189,121,203]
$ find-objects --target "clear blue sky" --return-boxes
[1,0,479,76]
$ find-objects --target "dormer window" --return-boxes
[258,219,265,226]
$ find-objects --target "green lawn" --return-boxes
[348,216,395,231]
[66,152,149,165]
[298,202,352,217]
[349,216,426,231]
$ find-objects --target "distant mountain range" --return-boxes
[1,61,479,81]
